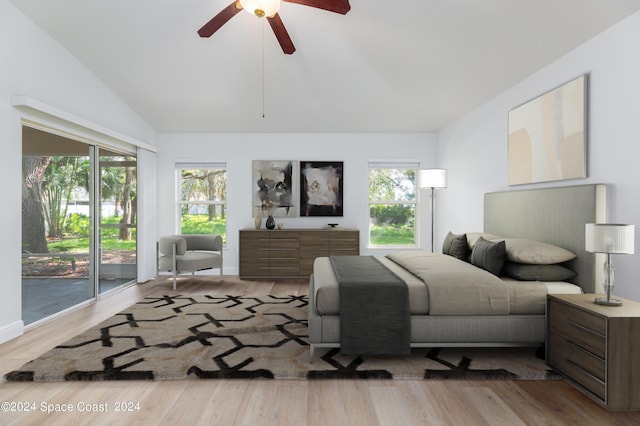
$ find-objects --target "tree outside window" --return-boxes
[368,164,417,246]
[177,164,226,241]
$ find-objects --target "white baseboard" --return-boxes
[0,320,24,344]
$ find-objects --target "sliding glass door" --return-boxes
[21,126,137,326]
[98,150,137,293]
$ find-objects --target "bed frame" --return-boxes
[308,184,607,358]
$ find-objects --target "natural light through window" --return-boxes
[368,162,418,247]
[176,162,227,242]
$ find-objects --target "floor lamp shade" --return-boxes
[419,169,447,189]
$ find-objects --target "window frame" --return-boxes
[175,161,227,242]
[367,161,420,249]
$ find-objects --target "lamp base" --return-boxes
[595,297,623,307]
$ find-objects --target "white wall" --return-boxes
[438,11,640,300]
[157,133,438,274]
[0,0,156,343]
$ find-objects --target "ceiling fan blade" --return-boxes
[282,0,350,14]
[197,1,242,38]
[267,14,296,55]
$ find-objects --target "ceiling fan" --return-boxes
[198,0,351,54]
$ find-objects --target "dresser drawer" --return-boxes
[300,232,330,247]
[330,232,359,249]
[239,259,269,276]
[549,299,606,358]
[239,228,359,278]
[300,250,329,276]
[240,233,269,250]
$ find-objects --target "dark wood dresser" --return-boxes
[239,228,359,278]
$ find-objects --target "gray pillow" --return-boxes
[493,238,576,265]
[466,232,502,250]
[442,232,468,261]
[502,262,576,281]
[470,237,506,276]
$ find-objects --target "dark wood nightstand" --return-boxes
[546,293,640,411]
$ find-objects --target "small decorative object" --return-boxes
[277,223,283,230]
[266,215,276,230]
[254,211,262,230]
[328,223,338,228]
[585,223,635,306]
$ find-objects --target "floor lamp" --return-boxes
[585,223,635,306]
[419,169,447,252]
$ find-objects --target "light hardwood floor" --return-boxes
[1,276,639,425]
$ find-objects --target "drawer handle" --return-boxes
[567,319,605,338]
[565,359,605,386]
[566,340,604,361]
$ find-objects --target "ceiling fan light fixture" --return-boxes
[239,0,280,18]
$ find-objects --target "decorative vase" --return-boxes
[254,212,262,230]
[265,215,276,230]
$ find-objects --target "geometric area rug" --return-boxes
[3,295,559,382]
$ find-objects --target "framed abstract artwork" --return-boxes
[300,161,343,217]
[252,160,297,218]
[508,74,587,185]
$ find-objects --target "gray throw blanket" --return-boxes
[330,256,410,355]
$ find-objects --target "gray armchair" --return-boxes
[156,234,223,290]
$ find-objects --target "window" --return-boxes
[176,162,227,241]
[368,162,418,247]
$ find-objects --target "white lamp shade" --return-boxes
[419,169,447,189]
[239,0,280,17]
[585,223,635,254]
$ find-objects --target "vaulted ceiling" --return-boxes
[11,0,640,133]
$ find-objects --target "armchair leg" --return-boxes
[156,241,160,286]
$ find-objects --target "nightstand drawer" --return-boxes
[549,331,605,381]
[548,333,606,401]
[547,294,640,410]
[549,299,606,358]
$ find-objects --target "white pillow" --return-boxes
[493,238,576,265]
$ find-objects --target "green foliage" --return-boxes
[370,224,415,245]
[42,156,86,238]
[370,204,414,225]
[48,236,136,252]
[181,214,226,241]
[65,213,90,237]
[368,167,416,245]
[369,168,416,202]
[369,204,415,245]
[49,214,137,253]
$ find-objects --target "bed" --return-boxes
[308,184,607,358]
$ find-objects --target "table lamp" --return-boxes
[585,223,635,306]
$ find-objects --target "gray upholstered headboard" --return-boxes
[484,184,606,293]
